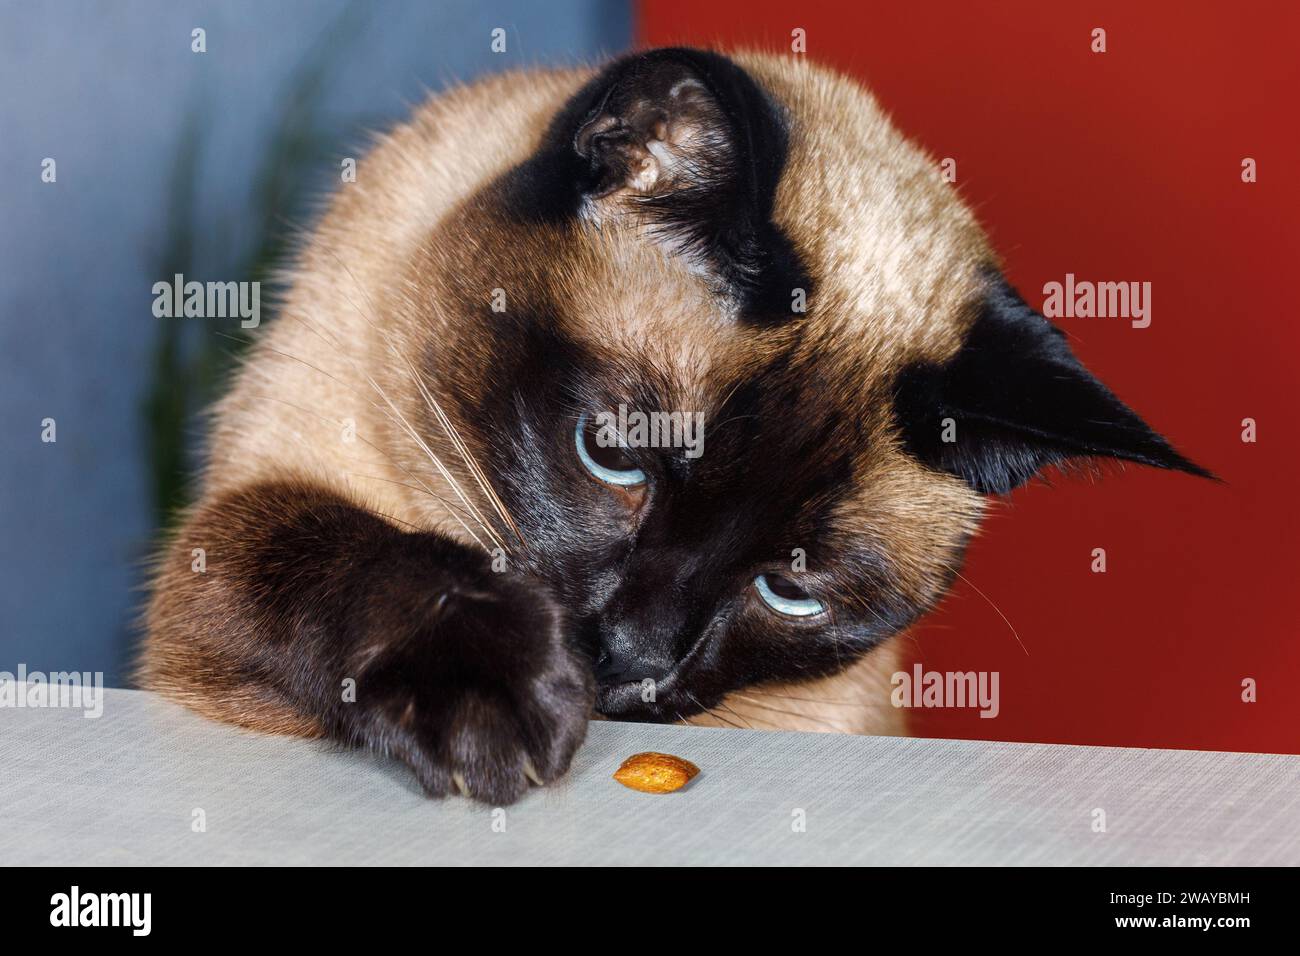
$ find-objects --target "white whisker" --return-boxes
[313,250,522,553]
[256,311,503,551]
[363,371,507,553]
[236,392,491,551]
[385,338,526,547]
[950,567,1029,657]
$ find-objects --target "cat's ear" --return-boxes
[894,274,1213,494]
[570,51,739,203]
[507,48,808,318]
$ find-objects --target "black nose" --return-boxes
[593,651,625,684]
[592,618,676,686]
[588,548,698,687]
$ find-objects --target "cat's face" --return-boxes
[406,49,1206,721]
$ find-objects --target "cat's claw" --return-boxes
[451,772,470,798]
[522,758,544,787]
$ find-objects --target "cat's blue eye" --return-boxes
[754,573,825,617]
[575,412,647,487]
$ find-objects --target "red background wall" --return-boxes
[640,1,1300,752]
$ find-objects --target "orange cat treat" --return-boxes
[613,752,700,793]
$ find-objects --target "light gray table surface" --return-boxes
[2,687,1297,865]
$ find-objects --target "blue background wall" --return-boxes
[0,0,632,686]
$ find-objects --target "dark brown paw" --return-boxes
[350,571,593,805]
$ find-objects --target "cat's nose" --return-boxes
[592,650,626,684]
[592,619,676,686]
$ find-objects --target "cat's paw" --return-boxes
[353,571,594,805]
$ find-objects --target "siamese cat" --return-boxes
[142,48,1208,803]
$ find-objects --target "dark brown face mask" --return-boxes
[431,50,1210,724]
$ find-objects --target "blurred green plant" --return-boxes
[143,3,369,529]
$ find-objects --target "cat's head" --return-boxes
[407,48,1208,721]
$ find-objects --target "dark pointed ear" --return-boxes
[504,48,810,319]
[894,273,1213,494]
